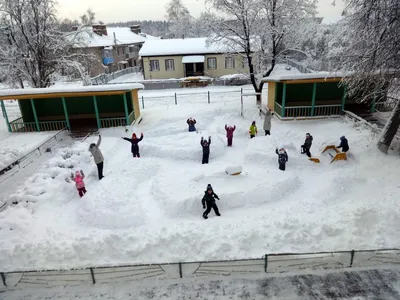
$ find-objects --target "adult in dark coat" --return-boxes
[202,184,220,219]
[337,136,349,152]
[276,148,288,171]
[187,118,197,132]
[122,133,144,158]
[200,136,211,164]
[301,133,313,158]
[225,125,236,147]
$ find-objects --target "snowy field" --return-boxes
[1,95,400,272]
[0,101,56,170]
[3,267,400,299]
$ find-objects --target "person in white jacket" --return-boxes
[263,108,274,136]
[89,135,104,180]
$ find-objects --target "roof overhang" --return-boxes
[182,56,205,64]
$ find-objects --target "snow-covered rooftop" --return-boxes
[0,84,144,99]
[139,37,242,57]
[72,27,159,48]
[263,71,350,82]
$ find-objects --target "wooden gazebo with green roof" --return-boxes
[0,84,144,133]
[262,72,375,119]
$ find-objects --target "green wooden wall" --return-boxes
[286,83,313,104]
[276,82,283,104]
[18,92,134,123]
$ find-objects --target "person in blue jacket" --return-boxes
[187,117,197,132]
[337,136,349,152]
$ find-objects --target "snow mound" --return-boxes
[225,165,243,175]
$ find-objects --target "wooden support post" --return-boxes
[0,100,11,132]
[61,97,70,130]
[341,85,347,112]
[93,96,101,129]
[311,83,317,116]
[282,83,287,118]
[123,93,129,125]
[30,99,40,132]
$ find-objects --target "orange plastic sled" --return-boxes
[322,145,347,163]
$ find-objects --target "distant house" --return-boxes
[73,24,158,77]
[138,37,249,80]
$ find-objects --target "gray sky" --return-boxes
[58,0,344,24]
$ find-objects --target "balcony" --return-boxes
[125,51,139,59]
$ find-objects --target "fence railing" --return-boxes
[274,103,342,119]
[90,66,142,85]
[1,248,399,289]
[375,96,399,113]
[277,58,315,74]
[100,117,126,128]
[9,118,67,133]
[0,129,67,185]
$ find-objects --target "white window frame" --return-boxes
[225,57,235,69]
[207,57,217,70]
[243,56,249,68]
[150,60,160,72]
[165,59,175,71]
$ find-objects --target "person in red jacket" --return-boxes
[225,124,236,147]
[122,133,144,158]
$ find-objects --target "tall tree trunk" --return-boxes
[377,99,400,153]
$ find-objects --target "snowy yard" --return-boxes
[0,96,400,272]
[0,101,56,170]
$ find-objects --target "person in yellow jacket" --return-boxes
[249,121,258,138]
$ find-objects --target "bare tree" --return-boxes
[165,0,194,38]
[205,0,316,103]
[341,0,400,153]
[80,8,96,26]
[0,0,96,88]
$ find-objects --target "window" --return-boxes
[207,57,217,70]
[165,59,175,71]
[225,57,235,69]
[150,60,160,71]
[243,57,249,68]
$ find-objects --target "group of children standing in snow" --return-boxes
[71,110,350,222]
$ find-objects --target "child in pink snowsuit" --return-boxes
[225,125,236,147]
[71,170,87,197]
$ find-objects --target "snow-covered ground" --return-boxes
[1,94,400,272]
[0,101,56,170]
[3,267,400,299]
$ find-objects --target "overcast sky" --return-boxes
[58,0,344,24]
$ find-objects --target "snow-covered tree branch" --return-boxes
[0,0,96,88]
[340,0,400,153]
[205,0,317,103]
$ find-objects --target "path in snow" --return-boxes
[1,101,400,272]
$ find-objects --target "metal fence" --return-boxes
[90,67,142,85]
[1,248,399,290]
[277,58,315,74]
[0,129,67,186]
[139,88,255,109]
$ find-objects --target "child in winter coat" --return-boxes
[249,121,258,139]
[71,170,86,197]
[202,184,220,219]
[187,118,197,132]
[337,136,349,152]
[301,133,313,158]
[275,148,288,171]
[225,125,236,147]
[122,133,144,158]
[200,136,211,164]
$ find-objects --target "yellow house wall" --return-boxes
[267,82,276,110]
[131,89,141,120]
[142,54,249,80]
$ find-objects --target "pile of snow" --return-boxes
[1,93,400,272]
[0,132,55,170]
[225,165,242,175]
